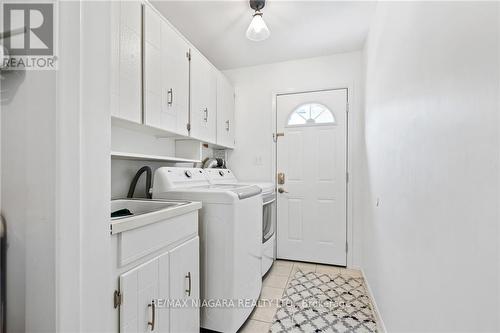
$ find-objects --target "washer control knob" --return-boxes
[219,170,224,177]
[185,170,192,178]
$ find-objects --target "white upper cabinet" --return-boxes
[189,49,217,144]
[143,4,190,136]
[216,73,235,148]
[112,1,235,148]
[111,0,142,124]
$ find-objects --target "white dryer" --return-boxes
[205,169,276,276]
[153,167,262,333]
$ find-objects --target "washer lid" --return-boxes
[214,181,275,194]
[233,185,262,199]
[153,167,262,202]
[250,182,275,193]
[188,184,262,199]
[206,169,275,193]
[209,184,240,189]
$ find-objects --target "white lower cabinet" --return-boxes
[120,255,163,333]
[112,209,200,333]
[118,237,199,333]
[169,238,200,333]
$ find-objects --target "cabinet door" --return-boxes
[144,4,190,136]
[169,237,200,333]
[190,49,217,143]
[157,253,171,332]
[206,68,217,143]
[120,258,160,333]
[216,74,235,148]
[143,5,163,130]
[111,0,142,124]
[161,21,190,136]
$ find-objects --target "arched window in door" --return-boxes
[286,103,335,127]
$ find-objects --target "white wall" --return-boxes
[78,2,114,331]
[110,126,208,198]
[110,125,176,198]
[224,52,364,267]
[0,2,116,331]
[111,125,176,156]
[1,54,57,333]
[224,52,362,181]
[498,6,500,322]
[362,2,499,331]
[56,3,83,329]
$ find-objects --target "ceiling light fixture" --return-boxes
[246,0,270,42]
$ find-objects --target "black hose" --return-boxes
[127,166,152,199]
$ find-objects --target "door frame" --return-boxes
[272,86,354,268]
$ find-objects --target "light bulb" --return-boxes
[246,11,270,42]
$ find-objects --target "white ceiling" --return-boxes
[151,1,377,70]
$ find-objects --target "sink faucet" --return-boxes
[127,166,152,199]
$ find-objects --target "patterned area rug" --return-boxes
[269,270,378,333]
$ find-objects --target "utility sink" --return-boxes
[111,199,186,220]
[110,199,202,234]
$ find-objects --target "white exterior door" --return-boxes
[276,89,348,266]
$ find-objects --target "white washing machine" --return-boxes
[205,169,276,276]
[153,167,263,333]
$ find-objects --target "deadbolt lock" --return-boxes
[278,172,285,185]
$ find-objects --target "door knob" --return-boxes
[277,172,285,185]
[278,187,288,194]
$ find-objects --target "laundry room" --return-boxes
[0,1,499,333]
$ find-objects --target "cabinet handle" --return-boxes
[147,301,156,331]
[225,120,230,131]
[167,88,173,106]
[203,108,208,122]
[185,272,192,297]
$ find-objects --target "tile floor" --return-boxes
[238,260,371,333]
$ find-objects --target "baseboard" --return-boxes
[360,268,387,333]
